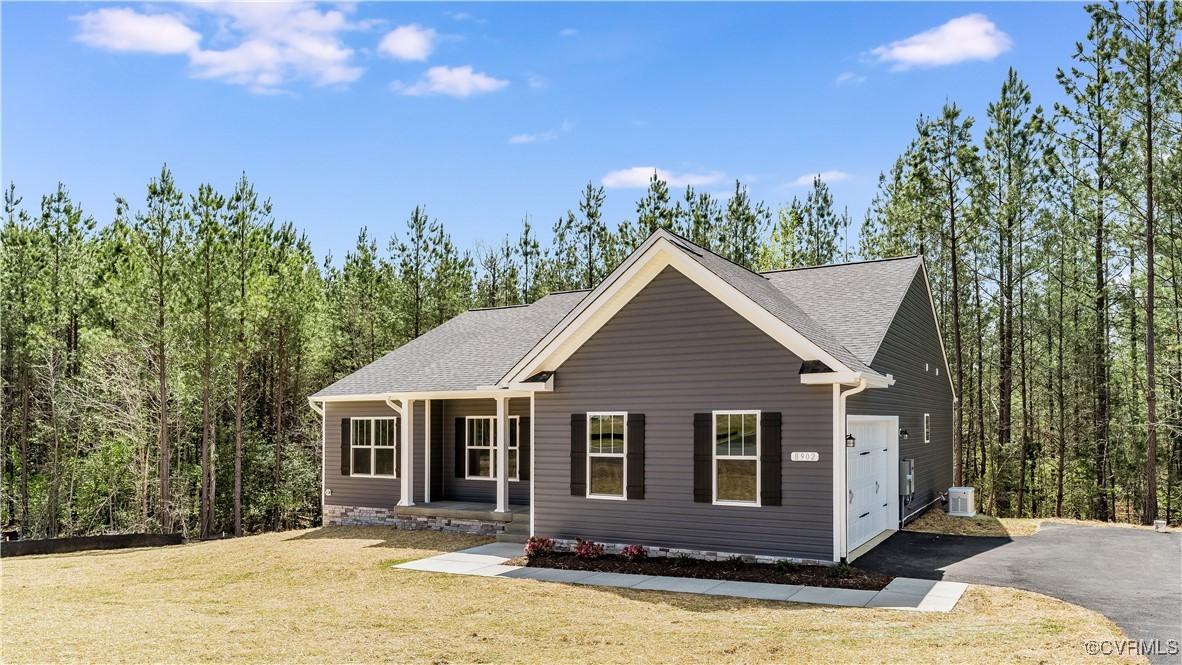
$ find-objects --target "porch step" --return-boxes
[496,519,530,544]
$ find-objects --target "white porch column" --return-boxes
[399,398,415,507]
[495,395,509,513]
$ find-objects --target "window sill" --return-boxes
[712,500,761,508]
[586,493,627,501]
[462,476,522,482]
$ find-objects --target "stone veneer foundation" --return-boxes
[550,538,833,567]
[323,504,506,536]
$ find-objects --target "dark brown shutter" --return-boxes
[454,418,465,478]
[340,418,351,476]
[693,413,712,503]
[626,414,645,500]
[761,411,782,506]
[570,414,586,496]
[430,401,444,498]
[518,417,530,481]
[395,417,402,478]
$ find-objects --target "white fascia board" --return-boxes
[501,235,852,384]
[498,230,671,384]
[801,372,894,389]
[315,389,533,403]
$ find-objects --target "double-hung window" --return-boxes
[351,417,398,477]
[713,411,759,505]
[465,416,520,480]
[587,413,626,499]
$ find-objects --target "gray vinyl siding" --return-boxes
[323,400,406,509]
[534,267,835,560]
[438,397,530,504]
[847,270,954,522]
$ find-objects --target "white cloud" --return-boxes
[73,4,363,94]
[378,24,436,61]
[835,72,866,86]
[559,28,578,37]
[445,11,482,23]
[786,171,850,187]
[527,74,549,89]
[602,167,726,189]
[394,65,508,98]
[870,14,1012,71]
[73,8,201,55]
[508,120,574,144]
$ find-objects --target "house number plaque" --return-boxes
[790,452,820,462]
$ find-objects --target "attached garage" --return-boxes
[846,415,899,553]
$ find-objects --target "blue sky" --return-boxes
[3,2,1091,263]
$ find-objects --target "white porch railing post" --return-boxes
[399,398,415,507]
[495,395,509,513]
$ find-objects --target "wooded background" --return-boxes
[3,2,1179,538]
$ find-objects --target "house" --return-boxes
[309,229,953,563]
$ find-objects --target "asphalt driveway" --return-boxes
[856,522,1182,663]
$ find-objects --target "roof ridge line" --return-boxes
[759,254,921,274]
[658,228,770,281]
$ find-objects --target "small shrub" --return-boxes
[620,544,648,562]
[672,553,696,568]
[774,559,799,574]
[524,536,555,558]
[722,555,748,571]
[574,537,605,560]
[830,562,855,579]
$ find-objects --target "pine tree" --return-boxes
[1055,6,1122,519]
[718,180,769,268]
[917,103,979,485]
[118,165,187,533]
[226,174,269,536]
[187,183,228,537]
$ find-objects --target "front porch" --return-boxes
[396,501,530,543]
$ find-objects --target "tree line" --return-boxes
[2,1,1179,538]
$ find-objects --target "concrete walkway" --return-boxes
[394,542,967,612]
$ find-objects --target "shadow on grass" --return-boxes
[284,525,494,552]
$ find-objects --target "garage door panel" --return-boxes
[847,419,892,552]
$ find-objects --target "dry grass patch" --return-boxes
[2,526,1143,664]
[907,509,1169,538]
[906,510,1040,537]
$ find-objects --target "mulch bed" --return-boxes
[504,552,892,590]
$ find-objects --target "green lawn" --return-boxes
[1,527,1143,663]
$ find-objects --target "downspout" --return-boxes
[307,397,324,416]
[834,378,869,562]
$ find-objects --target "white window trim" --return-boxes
[464,415,520,481]
[924,413,931,443]
[586,412,628,500]
[350,416,399,478]
[712,409,761,507]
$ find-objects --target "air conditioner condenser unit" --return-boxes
[948,487,976,517]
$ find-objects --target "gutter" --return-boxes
[307,397,324,416]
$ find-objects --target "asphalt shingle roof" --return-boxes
[762,256,922,366]
[312,230,923,398]
[311,290,588,398]
[667,235,883,376]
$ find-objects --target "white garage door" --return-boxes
[846,419,891,551]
